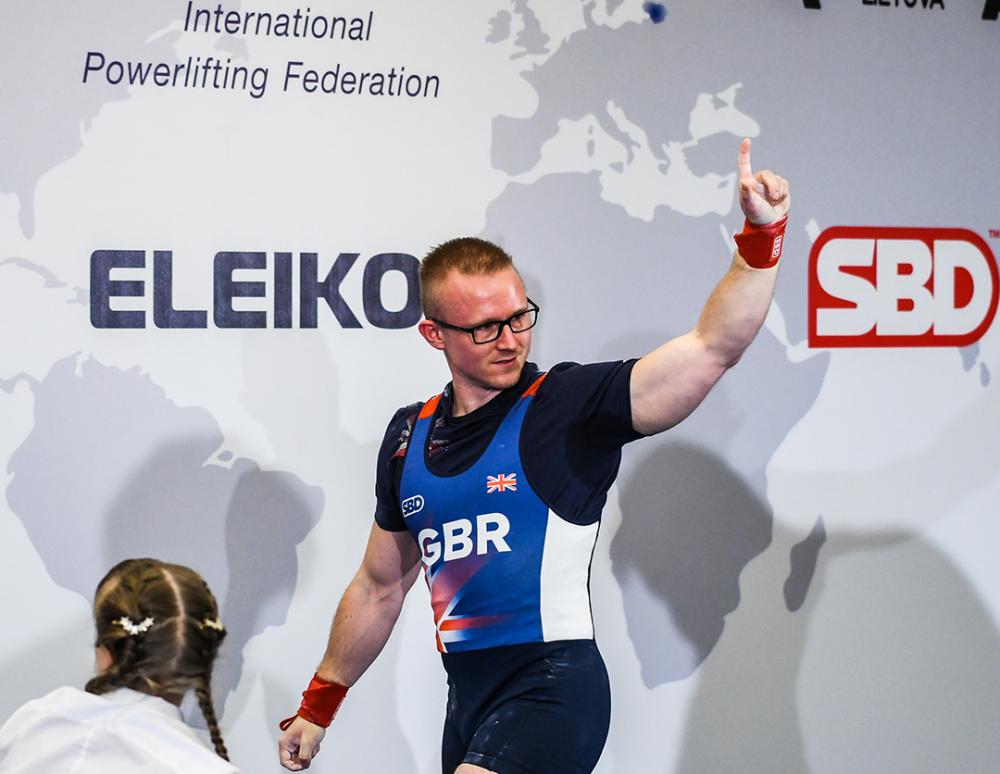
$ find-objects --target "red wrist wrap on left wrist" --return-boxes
[278,673,349,731]
[734,215,788,269]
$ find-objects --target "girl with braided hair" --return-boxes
[0,558,240,772]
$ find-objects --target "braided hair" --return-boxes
[85,558,230,760]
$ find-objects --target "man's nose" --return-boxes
[495,323,519,349]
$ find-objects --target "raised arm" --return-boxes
[278,524,422,770]
[630,138,791,435]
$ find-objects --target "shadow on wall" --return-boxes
[3,347,425,771]
[667,372,1000,772]
[610,441,773,687]
[610,439,1000,772]
[101,439,323,707]
[3,354,325,712]
[670,520,1000,774]
[233,330,426,774]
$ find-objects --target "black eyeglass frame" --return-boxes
[431,298,540,344]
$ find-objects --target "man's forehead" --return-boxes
[437,267,526,305]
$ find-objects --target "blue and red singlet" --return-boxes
[375,360,640,773]
[399,374,599,653]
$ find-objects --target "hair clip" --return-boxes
[201,617,225,632]
[116,616,155,636]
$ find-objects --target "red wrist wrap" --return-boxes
[278,673,348,731]
[733,215,788,269]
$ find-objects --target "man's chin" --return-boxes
[484,361,524,391]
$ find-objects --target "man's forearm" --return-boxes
[695,135,788,367]
[694,252,778,369]
[629,140,789,436]
[316,569,411,686]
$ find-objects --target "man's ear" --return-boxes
[418,319,446,351]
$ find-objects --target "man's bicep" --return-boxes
[630,331,728,435]
[359,523,422,592]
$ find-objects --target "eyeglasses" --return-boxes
[431,299,540,344]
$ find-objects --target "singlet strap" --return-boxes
[521,372,548,398]
[418,393,443,419]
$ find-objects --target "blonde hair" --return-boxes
[420,237,518,317]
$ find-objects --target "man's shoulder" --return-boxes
[537,359,638,395]
[380,401,424,463]
[386,400,425,428]
[528,359,640,443]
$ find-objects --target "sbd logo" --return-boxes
[809,227,998,347]
[402,495,425,518]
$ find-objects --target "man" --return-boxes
[279,139,790,773]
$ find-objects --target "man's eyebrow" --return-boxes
[468,303,532,328]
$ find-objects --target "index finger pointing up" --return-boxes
[738,137,753,180]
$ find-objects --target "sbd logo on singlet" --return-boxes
[808,227,999,347]
[418,513,511,567]
[402,495,424,517]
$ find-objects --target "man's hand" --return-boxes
[738,138,790,225]
[279,716,326,771]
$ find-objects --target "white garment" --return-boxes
[0,686,240,773]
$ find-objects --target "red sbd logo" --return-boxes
[809,227,999,347]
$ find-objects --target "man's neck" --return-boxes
[448,364,534,417]
[449,380,504,418]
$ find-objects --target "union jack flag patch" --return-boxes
[486,473,517,493]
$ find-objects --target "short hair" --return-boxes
[86,558,230,761]
[420,237,517,317]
